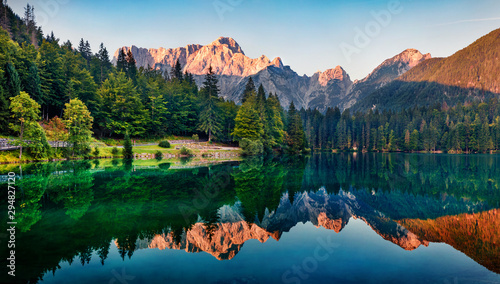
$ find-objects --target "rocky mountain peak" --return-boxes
[209,36,244,55]
[318,65,350,86]
[271,57,283,68]
[390,48,432,69]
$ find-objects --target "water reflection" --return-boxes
[0,153,499,283]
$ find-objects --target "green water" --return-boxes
[1,153,499,283]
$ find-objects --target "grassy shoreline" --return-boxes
[0,138,242,165]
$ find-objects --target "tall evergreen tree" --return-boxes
[25,62,43,105]
[285,101,305,153]
[232,101,263,141]
[116,48,127,73]
[4,61,20,98]
[201,66,219,99]
[241,77,256,103]
[97,42,112,84]
[198,66,222,141]
[171,59,183,81]
[125,49,137,83]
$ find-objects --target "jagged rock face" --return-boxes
[339,49,431,109]
[122,189,427,260]
[114,39,428,111]
[113,37,352,111]
[114,37,282,78]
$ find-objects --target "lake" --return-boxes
[1,153,499,284]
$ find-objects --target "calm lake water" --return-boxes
[1,153,499,284]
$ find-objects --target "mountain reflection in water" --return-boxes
[1,153,499,283]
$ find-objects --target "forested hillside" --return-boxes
[353,28,500,111]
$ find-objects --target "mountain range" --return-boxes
[114,28,500,111]
[352,27,500,111]
[113,37,430,111]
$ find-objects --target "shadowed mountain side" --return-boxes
[352,28,500,111]
[398,209,500,274]
[351,80,500,111]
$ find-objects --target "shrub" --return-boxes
[180,146,193,156]
[158,140,171,148]
[155,150,163,160]
[93,147,100,157]
[111,147,119,155]
[240,138,264,156]
[192,134,199,141]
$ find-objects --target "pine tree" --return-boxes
[0,84,9,133]
[97,43,112,84]
[201,66,219,99]
[198,67,222,141]
[198,95,222,142]
[285,101,305,153]
[171,59,183,81]
[242,77,256,103]
[125,49,137,83]
[123,132,133,158]
[116,48,127,73]
[232,101,263,141]
[25,62,43,105]
[4,61,20,98]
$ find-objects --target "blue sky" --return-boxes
[9,0,500,80]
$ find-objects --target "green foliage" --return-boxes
[96,72,147,136]
[111,147,119,155]
[123,132,133,158]
[192,134,199,141]
[63,98,94,156]
[93,147,100,157]
[155,150,163,161]
[179,146,192,156]
[232,101,263,141]
[158,140,171,148]
[302,98,500,153]
[285,101,305,153]
[9,91,40,159]
[240,138,264,156]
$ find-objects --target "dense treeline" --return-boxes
[0,3,307,158]
[301,100,500,153]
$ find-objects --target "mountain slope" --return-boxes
[114,38,429,111]
[114,37,353,110]
[353,28,500,111]
[340,49,431,109]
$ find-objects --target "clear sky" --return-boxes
[8,0,500,80]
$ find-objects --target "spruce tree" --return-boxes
[123,132,133,158]
[4,61,21,98]
[0,85,9,133]
[202,66,219,99]
[232,101,263,141]
[285,101,305,153]
[116,48,127,73]
[97,43,112,84]
[242,77,256,103]
[198,66,222,141]
[25,62,43,105]
[171,59,183,81]
[125,49,137,83]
